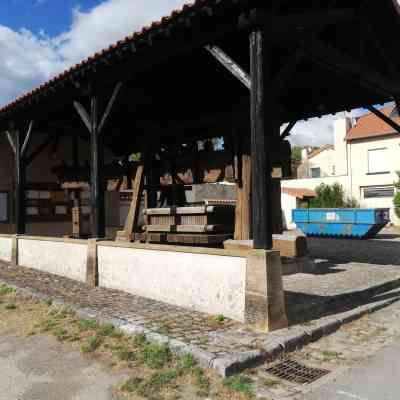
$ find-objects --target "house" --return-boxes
[283,105,400,226]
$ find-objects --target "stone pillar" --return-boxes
[245,249,288,331]
[11,235,18,266]
[86,239,99,288]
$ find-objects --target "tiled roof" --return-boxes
[346,105,400,141]
[282,187,316,199]
[307,144,334,159]
[0,0,236,117]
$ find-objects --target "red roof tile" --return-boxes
[282,187,316,199]
[346,105,400,141]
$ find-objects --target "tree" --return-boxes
[310,182,359,208]
[291,146,303,178]
[394,172,400,218]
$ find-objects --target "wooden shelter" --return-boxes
[1,0,400,249]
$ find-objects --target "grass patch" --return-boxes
[78,318,98,331]
[54,327,69,342]
[97,323,116,337]
[81,335,102,353]
[4,302,17,310]
[0,284,15,295]
[112,344,136,362]
[264,377,281,387]
[133,333,147,347]
[321,350,342,361]
[43,298,53,306]
[215,314,226,323]
[223,374,253,396]
[138,342,171,369]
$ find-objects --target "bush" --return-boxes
[394,192,400,218]
[310,183,359,208]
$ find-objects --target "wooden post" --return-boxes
[15,130,26,235]
[89,96,105,239]
[6,122,33,235]
[234,134,252,240]
[250,29,275,250]
[74,82,122,239]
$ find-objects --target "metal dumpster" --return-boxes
[292,208,390,239]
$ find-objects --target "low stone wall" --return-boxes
[98,243,247,321]
[17,237,88,283]
[0,235,13,263]
[0,235,288,329]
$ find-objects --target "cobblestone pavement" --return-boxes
[248,290,400,399]
[0,233,400,359]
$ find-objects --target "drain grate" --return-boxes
[265,359,330,385]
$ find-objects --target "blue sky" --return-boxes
[0,0,369,146]
[1,1,102,36]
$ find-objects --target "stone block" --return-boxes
[245,249,288,331]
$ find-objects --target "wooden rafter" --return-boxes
[366,105,400,135]
[205,45,250,90]
[281,121,297,140]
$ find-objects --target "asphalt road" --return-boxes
[297,340,400,400]
[0,333,125,400]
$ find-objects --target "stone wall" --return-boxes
[0,235,287,329]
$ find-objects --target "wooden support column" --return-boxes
[250,28,277,250]
[6,121,34,235]
[74,82,122,238]
[234,134,252,240]
[90,96,105,239]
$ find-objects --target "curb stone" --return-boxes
[1,279,399,378]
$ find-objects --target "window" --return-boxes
[368,148,389,174]
[364,186,395,199]
[0,192,9,222]
[311,167,321,178]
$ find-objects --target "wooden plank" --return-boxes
[5,131,16,155]
[14,130,26,234]
[234,152,252,240]
[280,121,296,139]
[148,233,233,245]
[98,81,123,133]
[205,45,251,90]
[73,101,91,133]
[122,164,145,239]
[145,224,233,233]
[21,120,34,157]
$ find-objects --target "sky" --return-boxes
[0,0,369,146]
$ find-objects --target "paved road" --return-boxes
[0,333,125,400]
[297,341,400,400]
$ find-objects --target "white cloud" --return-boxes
[0,0,189,106]
[0,0,376,146]
[286,108,368,147]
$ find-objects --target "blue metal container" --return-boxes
[292,208,390,239]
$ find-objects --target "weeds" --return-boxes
[81,335,102,353]
[138,342,171,369]
[223,374,253,396]
[4,302,17,310]
[78,318,98,331]
[0,284,15,295]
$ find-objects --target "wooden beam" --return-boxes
[5,131,16,155]
[25,133,57,166]
[98,81,123,133]
[250,28,274,250]
[366,105,400,134]
[281,121,296,139]
[89,95,106,238]
[14,129,26,234]
[74,101,91,133]
[119,164,145,241]
[205,45,251,90]
[297,35,400,98]
[21,120,34,157]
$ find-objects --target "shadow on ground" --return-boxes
[285,280,400,326]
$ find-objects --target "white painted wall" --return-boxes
[0,236,12,262]
[281,193,298,230]
[98,245,247,322]
[18,239,88,282]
